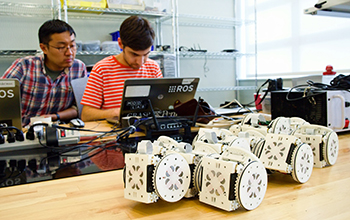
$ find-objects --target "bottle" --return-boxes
[322,65,336,85]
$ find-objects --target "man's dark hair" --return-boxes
[38,19,76,44]
[119,16,155,51]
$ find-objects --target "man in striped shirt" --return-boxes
[81,16,162,122]
[2,20,87,126]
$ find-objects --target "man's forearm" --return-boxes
[43,107,78,121]
[58,107,78,121]
[81,105,119,122]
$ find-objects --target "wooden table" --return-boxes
[1,131,350,220]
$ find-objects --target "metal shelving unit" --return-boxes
[64,5,169,17]
[57,0,178,75]
[0,0,257,95]
[169,13,254,28]
[197,85,256,92]
[0,1,54,17]
[172,1,257,94]
[0,50,39,57]
[75,50,173,56]
[179,51,255,59]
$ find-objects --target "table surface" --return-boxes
[1,130,350,220]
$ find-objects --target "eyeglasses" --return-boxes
[46,44,77,53]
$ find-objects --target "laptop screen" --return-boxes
[120,77,200,120]
[0,78,22,130]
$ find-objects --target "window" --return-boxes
[241,0,350,79]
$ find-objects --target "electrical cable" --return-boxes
[286,78,350,102]
[51,138,122,174]
[28,121,143,174]
[218,98,255,114]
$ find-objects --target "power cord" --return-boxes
[286,77,350,103]
[254,78,283,106]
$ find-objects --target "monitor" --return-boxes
[120,77,200,123]
[0,78,22,130]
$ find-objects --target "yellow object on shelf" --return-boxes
[107,0,145,11]
[61,0,107,8]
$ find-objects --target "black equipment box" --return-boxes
[271,89,350,132]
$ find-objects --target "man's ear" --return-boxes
[117,38,124,50]
[40,43,48,55]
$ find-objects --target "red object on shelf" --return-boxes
[344,119,349,129]
[254,93,262,111]
[323,65,336,75]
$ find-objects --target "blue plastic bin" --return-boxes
[110,31,120,41]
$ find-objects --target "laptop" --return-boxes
[0,78,22,130]
[118,77,200,126]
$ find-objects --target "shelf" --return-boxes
[65,6,170,19]
[0,1,171,20]
[0,50,39,57]
[197,86,256,92]
[0,1,52,18]
[179,51,255,59]
[0,50,174,58]
[75,51,174,56]
[74,51,254,60]
[161,13,255,29]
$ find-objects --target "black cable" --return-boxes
[52,124,125,133]
[329,74,350,91]
[254,79,271,105]
[286,78,350,102]
[230,79,272,108]
[32,121,133,151]
[35,122,138,170]
[286,84,322,102]
[51,139,121,173]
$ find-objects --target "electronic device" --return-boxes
[251,133,314,184]
[229,113,339,170]
[196,148,267,211]
[123,135,268,211]
[0,124,81,187]
[120,77,200,127]
[199,125,315,184]
[292,124,339,168]
[0,125,80,152]
[0,79,22,130]
[138,117,192,141]
[271,89,350,132]
[69,118,85,128]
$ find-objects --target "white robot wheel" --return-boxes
[291,144,313,183]
[153,153,191,202]
[251,139,265,158]
[323,131,339,166]
[235,161,268,211]
[269,117,291,134]
[193,159,203,193]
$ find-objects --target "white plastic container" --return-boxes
[82,40,101,51]
[144,0,171,12]
[101,41,120,52]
